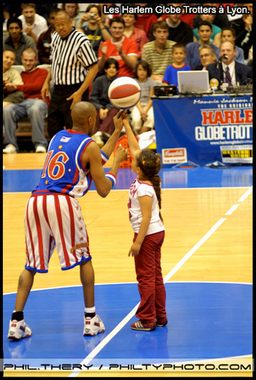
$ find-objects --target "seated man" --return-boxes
[3,48,49,154]
[195,44,217,70]
[207,41,252,89]
[3,17,36,64]
[142,21,176,84]
[186,20,219,70]
[3,50,24,107]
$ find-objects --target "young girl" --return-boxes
[122,114,167,331]
[163,43,191,87]
[130,60,155,134]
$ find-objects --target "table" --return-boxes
[152,93,253,166]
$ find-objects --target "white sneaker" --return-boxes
[83,314,105,336]
[35,145,47,153]
[3,144,17,154]
[8,319,32,340]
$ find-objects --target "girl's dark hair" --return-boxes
[135,59,152,78]
[86,4,102,17]
[221,26,236,38]
[104,58,119,71]
[137,149,162,212]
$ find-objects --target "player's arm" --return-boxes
[82,141,125,197]
[101,110,124,157]
[129,195,152,257]
[122,115,141,158]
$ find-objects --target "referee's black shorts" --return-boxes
[47,84,89,139]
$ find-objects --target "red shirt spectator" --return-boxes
[98,17,138,77]
[17,68,49,103]
[98,37,138,77]
[135,14,158,38]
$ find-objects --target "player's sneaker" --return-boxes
[83,314,105,336]
[8,319,32,340]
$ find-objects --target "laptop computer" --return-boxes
[178,70,211,94]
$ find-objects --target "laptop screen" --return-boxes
[178,70,211,94]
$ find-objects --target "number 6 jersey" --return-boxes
[33,129,109,198]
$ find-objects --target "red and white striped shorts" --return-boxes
[24,193,91,272]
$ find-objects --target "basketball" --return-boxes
[108,77,141,109]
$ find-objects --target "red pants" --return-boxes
[134,231,166,326]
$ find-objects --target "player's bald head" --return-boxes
[71,101,97,133]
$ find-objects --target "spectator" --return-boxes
[130,60,155,134]
[135,13,158,38]
[193,14,222,48]
[3,50,24,107]
[2,6,10,41]
[41,10,98,139]
[123,14,148,57]
[98,17,138,77]
[90,58,120,147]
[193,4,230,29]
[79,4,111,56]
[186,20,219,70]
[142,21,176,83]
[207,41,252,89]
[62,3,81,29]
[220,27,245,64]
[195,45,217,70]
[18,3,48,42]
[163,43,191,87]
[37,8,57,64]
[160,13,194,45]
[3,17,36,64]
[3,48,49,154]
[231,4,253,61]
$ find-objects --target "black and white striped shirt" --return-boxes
[51,28,98,85]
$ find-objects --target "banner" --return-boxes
[153,95,253,166]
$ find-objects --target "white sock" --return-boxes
[85,306,96,314]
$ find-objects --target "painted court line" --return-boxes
[69,187,251,377]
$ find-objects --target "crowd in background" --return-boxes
[2,2,253,153]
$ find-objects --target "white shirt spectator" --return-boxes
[18,13,48,40]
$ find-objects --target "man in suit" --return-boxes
[206,41,252,89]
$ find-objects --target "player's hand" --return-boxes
[121,112,131,128]
[128,242,141,257]
[113,109,125,131]
[114,144,127,164]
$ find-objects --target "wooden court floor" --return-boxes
[2,154,253,377]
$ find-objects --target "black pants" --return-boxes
[47,84,89,139]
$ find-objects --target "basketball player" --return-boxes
[8,101,127,340]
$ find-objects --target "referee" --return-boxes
[41,10,98,138]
